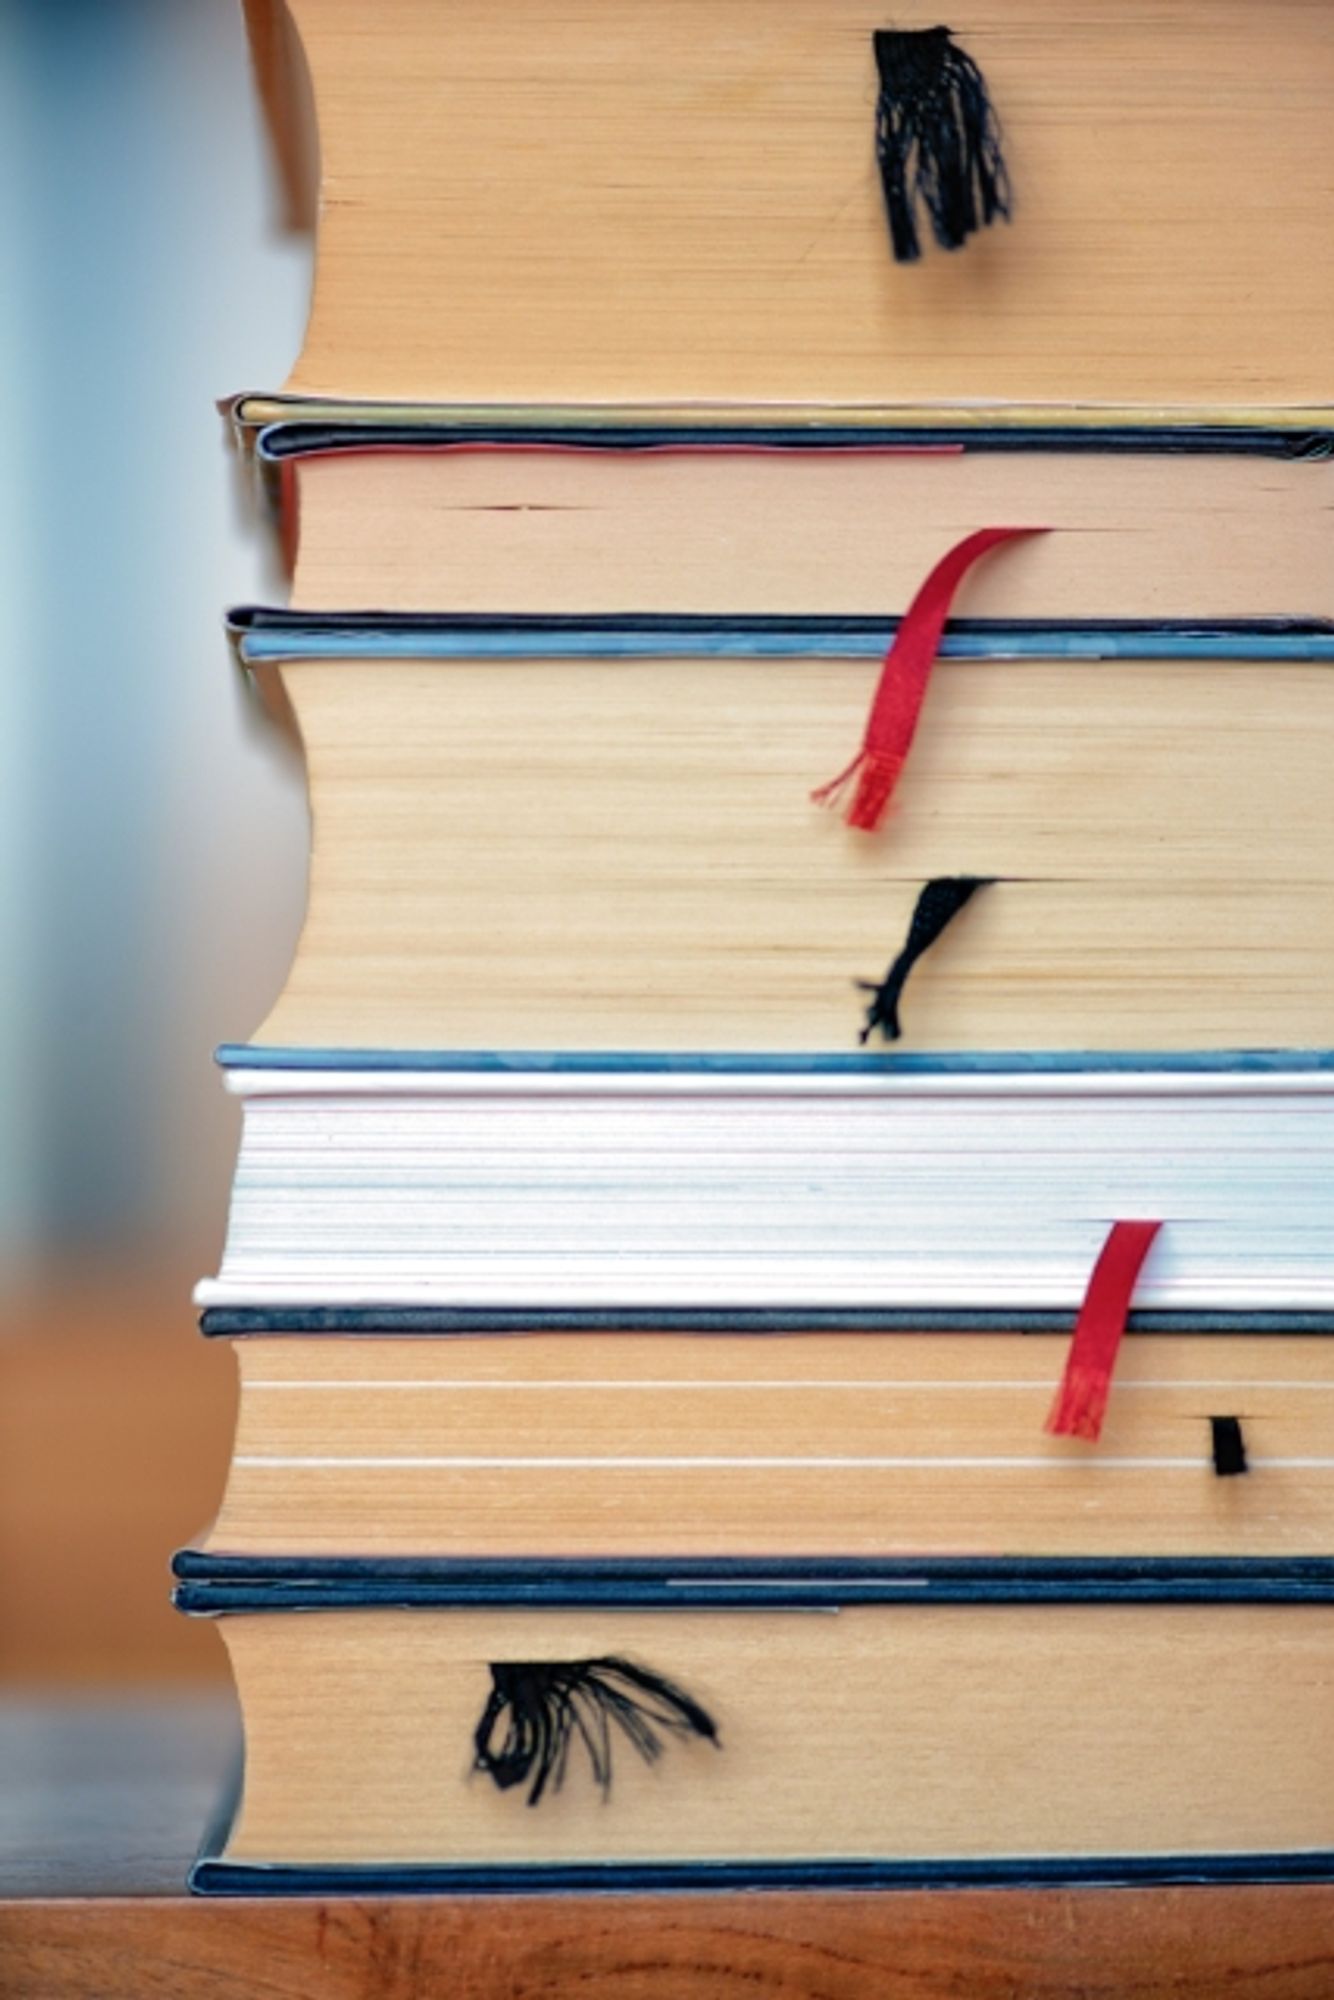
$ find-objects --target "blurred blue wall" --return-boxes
[1,0,311,1265]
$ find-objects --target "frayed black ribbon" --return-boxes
[474,1656,721,1806]
[874,26,1011,262]
[858,876,993,1044]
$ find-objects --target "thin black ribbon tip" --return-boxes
[474,1657,720,1807]
[858,876,995,1045]
[1210,1415,1248,1478]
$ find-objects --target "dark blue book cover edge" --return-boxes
[199,1304,1334,1337]
[171,1553,1334,1611]
[189,1846,1334,1897]
[213,1044,1334,1074]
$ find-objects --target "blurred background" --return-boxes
[1,0,312,1685]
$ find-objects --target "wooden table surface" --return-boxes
[3,1696,1334,1999]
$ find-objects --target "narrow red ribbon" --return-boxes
[812,526,1048,831]
[1046,1220,1163,1443]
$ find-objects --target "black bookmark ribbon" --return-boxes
[874,26,1011,262]
[1211,1416,1248,1477]
[474,1657,720,1806]
[858,876,994,1044]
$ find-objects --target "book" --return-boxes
[198,1330,1334,1560]
[194,1057,1334,1319]
[275,431,1334,621]
[229,621,1334,1054]
[249,0,1334,409]
[178,1571,1334,1885]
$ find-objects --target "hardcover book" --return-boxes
[178,1567,1334,1889]
[196,1056,1334,1320]
[273,429,1334,622]
[247,0,1334,408]
[200,1330,1334,1561]
[232,618,1334,1054]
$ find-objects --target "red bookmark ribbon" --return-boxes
[812,526,1048,831]
[1046,1220,1163,1443]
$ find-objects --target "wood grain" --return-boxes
[8,1886,1334,2000]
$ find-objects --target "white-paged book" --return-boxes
[196,1054,1334,1318]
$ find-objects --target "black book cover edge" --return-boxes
[252,420,1334,461]
[227,606,1334,640]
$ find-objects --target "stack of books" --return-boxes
[178,0,1334,1890]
